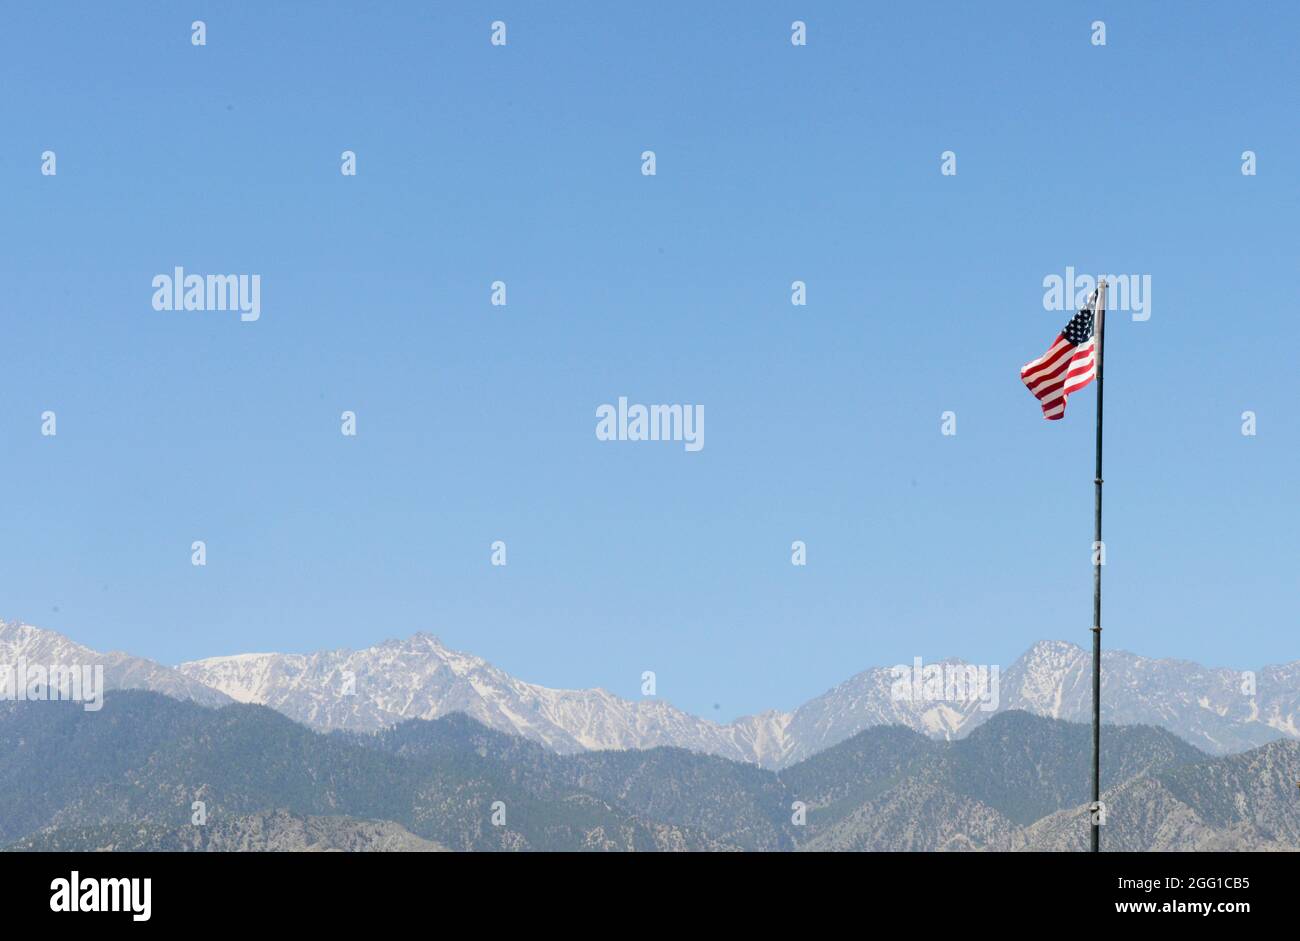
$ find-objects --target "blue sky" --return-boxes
[2,2,1297,720]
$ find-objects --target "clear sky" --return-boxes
[2,2,1296,721]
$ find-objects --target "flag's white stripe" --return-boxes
[1030,354,1083,391]
[1022,337,1070,372]
[1022,338,1075,379]
[1023,351,1074,388]
[1030,373,1068,398]
[1023,338,1092,386]
[1029,345,1092,392]
[1064,355,1095,379]
[1063,374,1095,395]
[1029,351,1091,396]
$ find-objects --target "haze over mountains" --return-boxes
[3,619,1298,767]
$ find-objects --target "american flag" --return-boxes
[1021,292,1098,420]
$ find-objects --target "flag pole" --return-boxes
[1090,278,1107,853]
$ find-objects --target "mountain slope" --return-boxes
[781,712,1211,850]
[0,692,735,852]
[178,633,792,763]
[7,811,449,852]
[177,631,1300,766]
[353,714,795,851]
[2,694,1294,852]
[0,620,230,708]
[996,640,1299,755]
[1021,738,1300,851]
[10,619,1297,768]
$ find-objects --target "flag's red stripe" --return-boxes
[1021,335,1070,371]
[1020,336,1072,382]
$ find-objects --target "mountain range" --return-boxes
[3,619,1298,767]
[3,691,1296,851]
